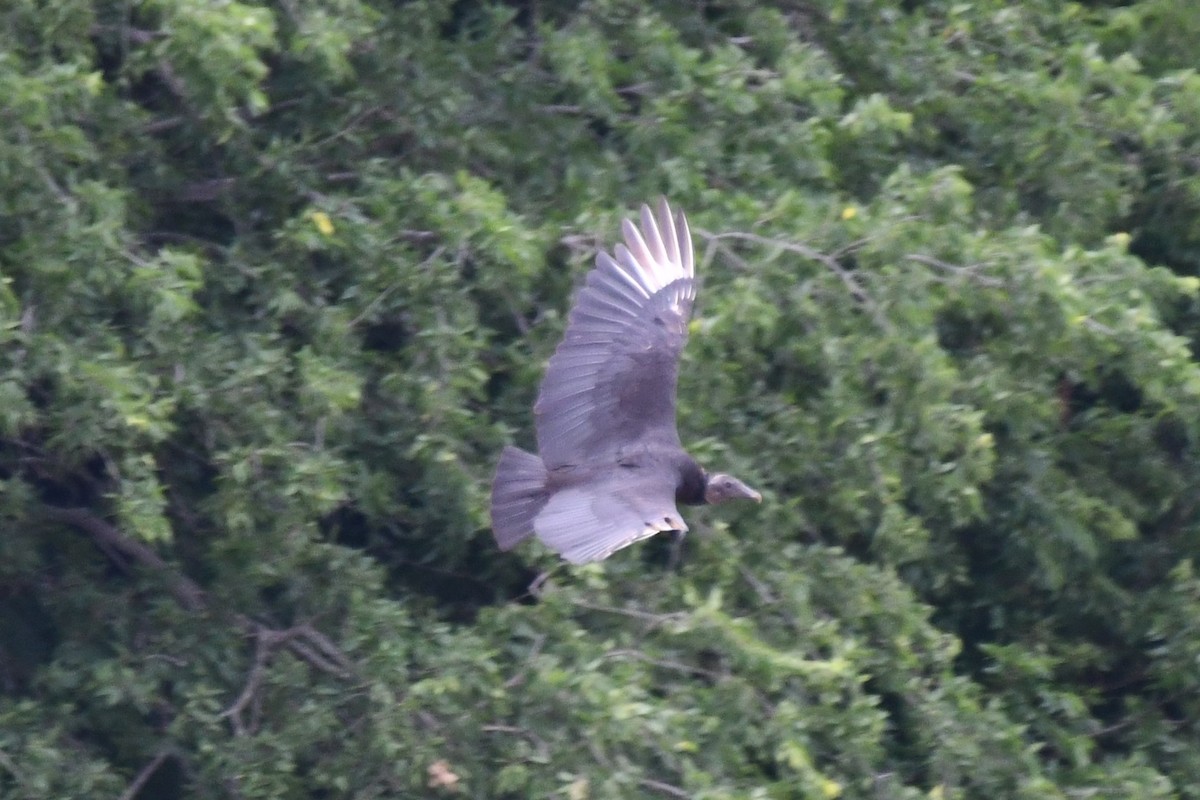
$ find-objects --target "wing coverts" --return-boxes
[534,470,688,564]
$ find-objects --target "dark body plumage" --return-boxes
[490,200,760,564]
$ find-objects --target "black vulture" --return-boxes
[490,199,760,564]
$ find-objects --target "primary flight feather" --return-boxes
[491,199,760,564]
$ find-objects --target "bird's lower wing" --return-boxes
[533,472,687,564]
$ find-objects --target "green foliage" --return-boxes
[3,0,1200,798]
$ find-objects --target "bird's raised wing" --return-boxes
[533,469,687,563]
[535,199,696,470]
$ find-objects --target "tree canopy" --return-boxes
[3,1,1200,798]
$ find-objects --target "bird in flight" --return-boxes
[490,199,761,564]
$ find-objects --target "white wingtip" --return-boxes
[617,198,693,294]
[675,205,694,279]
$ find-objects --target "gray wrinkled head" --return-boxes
[703,473,762,505]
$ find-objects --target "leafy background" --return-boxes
[3,0,1200,797]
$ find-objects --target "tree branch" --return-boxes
[118,750,172,800]
[220,625,292,736]
[220,622,359,735]
[702,230,891,331]
[42,507,207,612]
[45,505,359,734]
[639,778,692,799]
[906,254,1003,287]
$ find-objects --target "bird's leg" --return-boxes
[666,529,687,572]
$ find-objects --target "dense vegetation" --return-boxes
[3,0,1200,797]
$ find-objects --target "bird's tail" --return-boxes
[490,446,549,551]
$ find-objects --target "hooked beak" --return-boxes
[729,477,762,503]
[705,473,763,505]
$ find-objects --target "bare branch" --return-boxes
[294,624,356,675]
[538,104,586,115]
[349,246,446,328]
[156,59,187,99]
[220,626,292,736]
[738,565,777,605]
[906,254,1003,287]
[309,106,386,149]
[118,750,172,800]
[43,507,207,612]
[177,178,237,203]
[284,628,350,681]
[503,634,546,689]
[602,648,725,682]
[569,599,688,628]
[640,778,692,799]
[47,505,356,732]
[702,230,891,330]
[141,116,185,134]
[220,621,358,735]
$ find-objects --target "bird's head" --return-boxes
[703,473,762,505]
